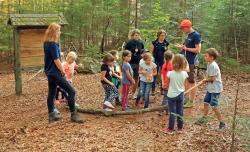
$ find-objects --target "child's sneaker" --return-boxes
[162,128,174,135]
[104,101,115,109]
[195,116,208,125]
[75,102,80,108]
[125,107,132,112]
[219,122,226,129]
[49,111,61,123]
[177,128,184,134]
[104,108,113,112]
[71,111,84,123]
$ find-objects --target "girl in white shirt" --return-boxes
[163,54,188,134]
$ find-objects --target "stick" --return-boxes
[184,79,205,95]
[26,68,44,82]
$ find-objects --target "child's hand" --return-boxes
[162,84,167,89]
[201,79,207,83]
[142,70,147,75]
[146,74,153,81]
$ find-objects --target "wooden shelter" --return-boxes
[8,13,68,95]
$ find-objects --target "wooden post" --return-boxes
[13,27,22,95]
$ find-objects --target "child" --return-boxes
[159,51,173,116]
[196,48,225,129]
[136,53,157,108]
[163,54,188,134]
[101,53,120,111]
[63,51,79,83]
[121,50,135,111]
[110,50,122,105]
[55,51,79,106]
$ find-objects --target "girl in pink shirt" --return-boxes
[63,52,79,83]
[55,51,79,105]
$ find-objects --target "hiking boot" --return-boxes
[71,111,84,123]
[49,111,61,123]
[195,116,208,125]
[219,122,226,129]
[184,100,193,108]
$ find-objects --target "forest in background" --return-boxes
[0,0,250,66]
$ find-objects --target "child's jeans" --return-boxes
[102,84,119,103]
[56,81,72,100]
[136,81,152,108]
[167,92,184,130]
[121,84,130,111]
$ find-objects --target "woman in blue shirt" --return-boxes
[43,23,83,123]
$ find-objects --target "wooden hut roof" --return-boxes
[8,13,68,27]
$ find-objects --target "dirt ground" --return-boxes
[0,72,249,152]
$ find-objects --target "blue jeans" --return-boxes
[136,81,152,108]
[167,92,184,130]
[47,74,76,113]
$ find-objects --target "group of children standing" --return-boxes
[43,22,225,133]
[100,47,225,134]
[101,25,225,134]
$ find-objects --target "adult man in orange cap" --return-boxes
[175,19,202,108]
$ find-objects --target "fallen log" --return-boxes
[77,105,168,116]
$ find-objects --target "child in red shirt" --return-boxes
[159,51,173,116]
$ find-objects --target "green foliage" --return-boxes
[140,0,170,48]
[84,45,104,60]
[217,57,240,72]
[240,64,250,73]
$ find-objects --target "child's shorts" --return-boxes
[204,92,221,107]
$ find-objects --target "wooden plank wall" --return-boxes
[19,29,45,67]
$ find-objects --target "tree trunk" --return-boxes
[77,105,168,117]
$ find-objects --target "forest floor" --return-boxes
[0,72,249,152]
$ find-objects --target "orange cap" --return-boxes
[180,19,192,28]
